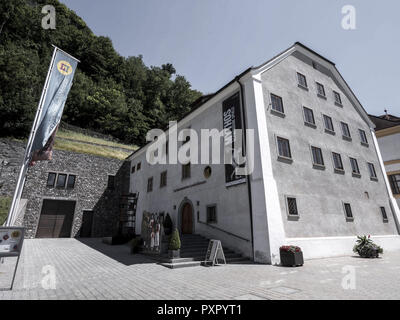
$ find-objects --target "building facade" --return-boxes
[0,138,130,238]
[370,114,400,209]
[128,43,400,264]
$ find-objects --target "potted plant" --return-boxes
[168,228,181,258]
[280,245,304,267]
[353,235,383,258]
[163,213,173,236]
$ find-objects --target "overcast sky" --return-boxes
[60,0,400,116]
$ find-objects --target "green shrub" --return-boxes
[353,235,383,258]
[168,228,181,250]
[0,197,12,225]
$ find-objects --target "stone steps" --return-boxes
[159,234,251,269]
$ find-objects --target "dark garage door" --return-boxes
[36,200,76,238]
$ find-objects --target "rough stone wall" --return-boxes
[0,138,130,238]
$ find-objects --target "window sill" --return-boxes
[361,142,369,147]
[287,214,300,221]
[370,177,378,182]
[352,172,361,178]
[342,135,352,142]
[304,121,317,129]
[277,156,293,164]
[271,109,285,118]
[317,94,327,100]
[334,168,345,175]
[313,164,325,170]
[335,102,343,107]
[298,84,309,91]
[325,129,336,135]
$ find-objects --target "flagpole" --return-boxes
[5,47,58,226]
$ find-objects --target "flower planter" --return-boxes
[168,249,180,259]
[280,248,304,267]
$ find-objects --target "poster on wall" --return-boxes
[140,211,163,253]
[222,92,246,187]
[0,227,24,257]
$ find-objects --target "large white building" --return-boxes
[128,43,400,264]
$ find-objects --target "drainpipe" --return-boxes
[235,76,255,259]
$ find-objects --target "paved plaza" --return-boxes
[1,238,400,300]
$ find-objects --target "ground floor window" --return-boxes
[380,207,388,223]
[286,197,298,217]
[206,205,217,223]
[343,203,354,221]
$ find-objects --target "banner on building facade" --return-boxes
[222,92,246,187]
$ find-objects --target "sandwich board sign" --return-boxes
[0,227,25,290]
[203,239,226,266]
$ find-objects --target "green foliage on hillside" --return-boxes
[0,197,12,225]
[0,0,202,146]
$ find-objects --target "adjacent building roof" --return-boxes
[369,114,400,131]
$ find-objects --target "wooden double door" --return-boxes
[181,203,193,234]
[36,200,76,238]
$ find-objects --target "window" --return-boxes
[350,158,360,175]
[389,174,400,194]
[368,163,377,180]
[270,94,284,113]
[297,72,307,88]
[137,162,141,171]
[303,107,315,125]
[206,205,217,223]
[344,203,354,220]
[287,197,298,216]
[311,146,324,167]
[131,165,136,173]
[359,129,368,145]
[277,137,292,159]
[316,82,326,97]
[107,175,115,190]
[333,91,342,105]
[160,171,167,188]
[380,207,388,222]
[182,163,191,180]
[332,152,344,171]
[47,173,56,187]
[67,175,76,189]
[56,174,67,188]
[147,177,153,192]
[204,166,212,178]
[341,122,351,139]
[323,115,334,132]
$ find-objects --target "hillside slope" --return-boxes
[0,0,202,145]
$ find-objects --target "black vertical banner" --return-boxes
[222,92,245,186]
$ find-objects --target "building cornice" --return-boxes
[376,125,400,138]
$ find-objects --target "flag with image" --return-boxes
[30,48,79,165]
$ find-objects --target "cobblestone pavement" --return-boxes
[1,238,400,300]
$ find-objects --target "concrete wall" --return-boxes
[129,85,253,257]
[260,52,399,241]
[0,138,129,238]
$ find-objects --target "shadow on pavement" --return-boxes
[76,237,156,266]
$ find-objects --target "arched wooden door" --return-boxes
[181,203,193,234]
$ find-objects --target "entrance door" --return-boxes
[181,203,193,234]
[36,200,76,238]
[80,210,94,237]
